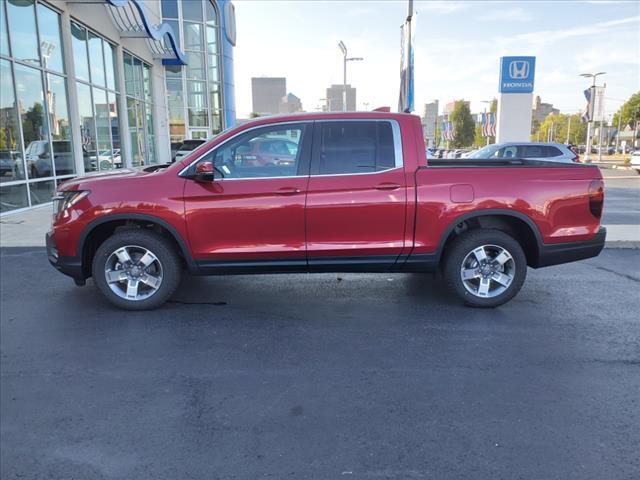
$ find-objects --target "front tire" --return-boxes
[444,229,527,308]
[92,230,181,310]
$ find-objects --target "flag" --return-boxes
[581,88,592,123]
[483,112,496,137]
[398,15,415,113]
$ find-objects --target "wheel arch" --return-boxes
[438,209,543,267]
[78,213,197,278]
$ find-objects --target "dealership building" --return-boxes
[0,0,236,214]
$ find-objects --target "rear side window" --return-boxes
[543,146,563,157]
[522,145,544,157]
[314,121,396,175]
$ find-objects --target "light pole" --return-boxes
[580,71,606,162]
[338,41,363,112]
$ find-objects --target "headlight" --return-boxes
[52,190,90,215]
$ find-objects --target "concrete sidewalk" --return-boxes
[1,203,638,248]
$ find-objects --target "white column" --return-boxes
[496,93,533,143]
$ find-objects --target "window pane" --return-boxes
[76,82,96,172]
[6,0,39,65]
[183,22,203,51]
[208,81,220,110]
[186,51,205,80]
[206,1,218,26]
[0,183,29,212]
[206,25,217,54]
[377,122,395,169]
[211,110,222,134]
[29,179,54,206]
[161,0,178,18]
[143,64,152,103]
[211,125,304,178]
[37,4,64,73]
[104,42,116,91]
[15,64,52,179]
[167,76,185,142]
[71,23,89,82]
[1,1,10,57]
[318,122,377,175]
[123,53,134,97]
[46,73,74,175]
[127,97,144,166]
[0,60,25,182]
[88,33,106,87]
[93,88,112,170]
[132,56,143,99]
[187,80,207,127]
[107,92,122,168]
[182,0,203,22]
[207,51,219,82]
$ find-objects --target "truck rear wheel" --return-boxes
[444,229,527,308]
[92,230,181,310]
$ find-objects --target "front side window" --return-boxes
[497,146,518,158]
[202,124,307,179]
[314,121,396,175]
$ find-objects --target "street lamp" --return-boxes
[338,41,363,112]
[579,71,606,161]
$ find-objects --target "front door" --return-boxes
[183,122,312,270]
[305,120,407,270]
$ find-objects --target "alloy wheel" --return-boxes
[460,244,515,298]
[104,245,163,301]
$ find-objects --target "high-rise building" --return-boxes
[326,84,356,112]
[278,93,303,113]
[421,101,439,147]
[251,77,287,115]
[532,96,560,125]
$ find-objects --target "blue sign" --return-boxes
[499,56,536,93]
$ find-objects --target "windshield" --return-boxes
[469,144,501,159]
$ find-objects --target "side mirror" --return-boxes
[193,160,214,181]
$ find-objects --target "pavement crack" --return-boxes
[590,264,640,283]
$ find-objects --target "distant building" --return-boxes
[532,96,559,125]
[278,93,303,113]
[444,100,470,115]
[252,77,287,115]
[326,84,356,112]
[421,101,439,147]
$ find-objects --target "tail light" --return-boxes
[569,146,580,163]
[588,179,604,218]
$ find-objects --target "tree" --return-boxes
[449,101,475,148]
[535,113,587,145]
[612,91,640,131]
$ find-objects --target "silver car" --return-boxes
[469,142,580,164]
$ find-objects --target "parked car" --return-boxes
[25,140,75,176]
[631,150,640,174]
[469,142,580,163]
[173,139,206,162]
[47,112,606,310]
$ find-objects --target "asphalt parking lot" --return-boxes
[1,247,639,479]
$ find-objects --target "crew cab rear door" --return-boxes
[305,120,407,269]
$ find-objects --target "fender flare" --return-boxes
[78,213,198,273]
[435,208,543,261]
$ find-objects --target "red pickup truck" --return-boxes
[47,112,606,310]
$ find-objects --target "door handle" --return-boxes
[275,187,301,195]
[375,183,401,191]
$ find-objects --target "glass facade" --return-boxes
[162,0,223,149]
[71,22,121,172]
[0,0,73,212]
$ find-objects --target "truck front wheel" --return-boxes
[444,229,527,308]
[92,230,182,310]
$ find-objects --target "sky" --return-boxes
[232,0,640,119]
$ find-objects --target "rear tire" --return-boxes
[92,229,181,310]
[444,229,527,308]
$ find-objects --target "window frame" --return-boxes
[310,119,404,177]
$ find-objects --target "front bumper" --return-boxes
[535,227,606,268]
[46,231,85,283]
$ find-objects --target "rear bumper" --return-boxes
[535,227,606,268]
[46,231,85,282]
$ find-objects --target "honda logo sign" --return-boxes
[500,56,536,93]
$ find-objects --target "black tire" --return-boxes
[92,229,181,310]
[443,229,527,308]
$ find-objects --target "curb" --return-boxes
[605,241,640,249]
